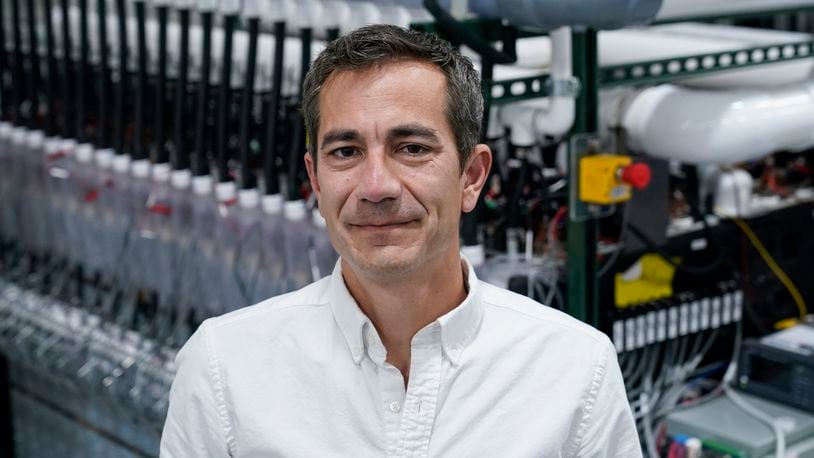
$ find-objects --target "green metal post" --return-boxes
[567,29,600,326]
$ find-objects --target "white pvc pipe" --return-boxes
[622,82,814,164]
[496,27,575,144]
[656,0,814,21]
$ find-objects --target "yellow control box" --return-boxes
[579,154,632,204]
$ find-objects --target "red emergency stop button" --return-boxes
[620,163,651,190]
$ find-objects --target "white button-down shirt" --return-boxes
[161,259,640,457]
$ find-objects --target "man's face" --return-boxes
[305,60,488,279]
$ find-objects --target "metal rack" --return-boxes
[415,5,814,327]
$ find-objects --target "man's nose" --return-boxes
[357,150,401,203]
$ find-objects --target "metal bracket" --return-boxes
[549,76,581,97]
[601,40,814,88]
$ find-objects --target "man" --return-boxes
[161,24,640,457]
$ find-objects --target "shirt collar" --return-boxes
[327,255,484,366]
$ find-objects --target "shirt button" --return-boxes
[389,401,401,413]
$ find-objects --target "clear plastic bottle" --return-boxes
[250,193,286,303]
[282,200,312,291]
[311,209,338,281]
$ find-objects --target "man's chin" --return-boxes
[345,250,420,278]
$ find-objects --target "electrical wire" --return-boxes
[723,386,785,458]
[627,221,726,275]
[597,201,631,278]
[733,218,807,320]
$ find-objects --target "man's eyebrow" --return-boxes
[320,129,361,150]
[387,124,441,143]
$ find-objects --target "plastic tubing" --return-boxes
[173,5,191,170]
[238,14,259,190]
[192,8,213,177]
[262,20,285,195]
[216,12,238,182]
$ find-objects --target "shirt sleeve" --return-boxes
[576,340,642,458]
[160,323,232,458]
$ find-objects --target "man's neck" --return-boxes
[341,249,468,386]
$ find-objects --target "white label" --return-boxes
[722,293,733,325]
[679,303,690,336]
[689,301,700,333]
[625,318,636,352]
[711,297,722,329]
[657,309,668,342]
[613,321,624,353]
[668,307,679,339]
[636,315,646,349]
[646,312,657,345]
[700,298,711,330]
[733,290,744,322]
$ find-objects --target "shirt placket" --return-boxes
[380,363,407,457]
[395,326,443,458]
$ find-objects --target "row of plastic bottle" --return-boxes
[0,122,338,348]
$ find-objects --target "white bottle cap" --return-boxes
[152,162,172,182]
[11,127,29,145]
[219,0,240,14]
[461,244,485,268]
[242,0,262,17]
[44,136,64,155]
[60,138,77,153]
[215,180,237,202]
[112,154,132,174]
[132,158,151,178]
[27,130,45,149]
[171,169,192,189]
[75,143,95,163]
[196,0,217,11]
[284,199,307,220]
[239,188,260,208]
[0,122,11,138]
[95,148,115,169]
[261,193,284,215]
[192,175,213,195]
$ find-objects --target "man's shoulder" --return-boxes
[478,280,611,349]
[200,277,332,336]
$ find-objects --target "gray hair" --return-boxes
[302,24,483,170]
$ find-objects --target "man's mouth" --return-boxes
[349,220,416,230]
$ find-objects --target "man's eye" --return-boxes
[331,147,357,159]
[401,144,428,156]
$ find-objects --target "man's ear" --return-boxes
[461,144,492,213]
[304,151,321,201]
